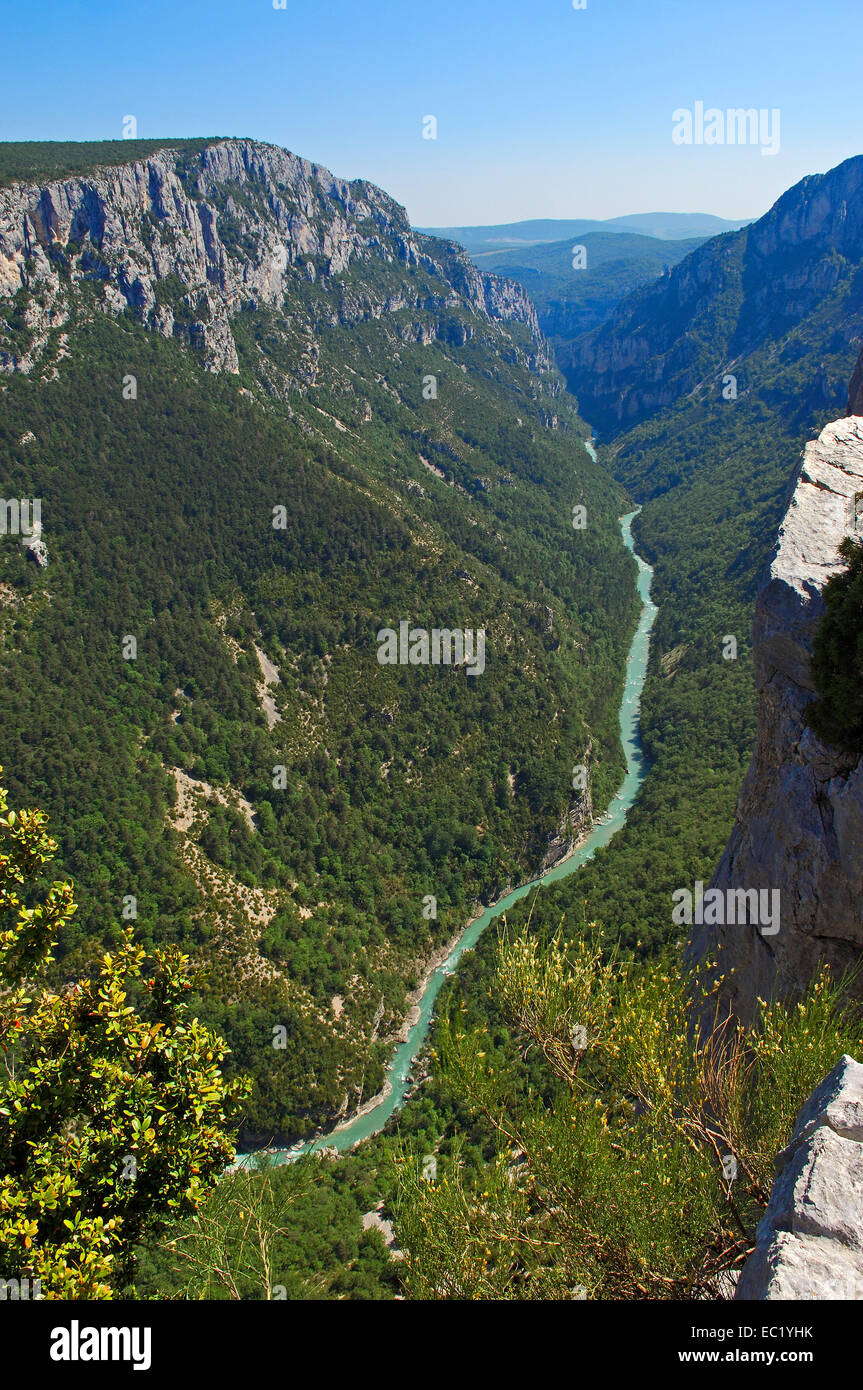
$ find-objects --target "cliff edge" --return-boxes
[0,138,547,379]
[690,412,863,1020]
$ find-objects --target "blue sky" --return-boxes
[4,0,862,227]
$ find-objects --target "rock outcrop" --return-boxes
[25,537,48,568]
[0,139,547,379]
[736,1054,863,1299]
[690,414,863,1021]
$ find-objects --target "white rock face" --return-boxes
[737,1055,863,1299]
[691,416,863,1020]
[0,139,545,379]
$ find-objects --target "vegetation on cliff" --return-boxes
[808,535,863,751]
[395,925,863,1299]
[0,141,638,1141]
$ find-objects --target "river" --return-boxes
[235,482,657,1167]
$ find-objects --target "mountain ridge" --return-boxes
[563,154,863,435]
[0,137,548,381]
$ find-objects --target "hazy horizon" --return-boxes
[414,211,756,233]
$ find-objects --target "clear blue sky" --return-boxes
[4,0,862,227]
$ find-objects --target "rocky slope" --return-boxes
[0,138,547,379]
[563,155,863,435]
[689,411,863,1020]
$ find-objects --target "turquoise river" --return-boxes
[236,488,657,1167]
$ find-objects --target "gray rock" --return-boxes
[736,1055,863,1299]
[690,416,863,1021]
[793,1051,863,1146]
[0,139,546,382]
[25,537,48,568]
[737,1230,863,1300]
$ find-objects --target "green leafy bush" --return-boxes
[0,768,247,1298]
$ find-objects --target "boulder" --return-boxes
[737,1055,863,1299]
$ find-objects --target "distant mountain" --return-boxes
[564,154,863,435]
[468,230,706,340]
[418,213,753,256]
[601,213,754,241]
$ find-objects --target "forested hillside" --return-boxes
[0,138,637,1144]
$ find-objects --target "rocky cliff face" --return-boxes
[690,414,863,1020]
[563,155,863,435]
[0,138,547,379]
[737,1054,863,1299]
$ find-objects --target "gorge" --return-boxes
[237,497,658,1163]
[0,137,638,1146]
[3,131,863,1305]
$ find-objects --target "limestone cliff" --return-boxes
[690,414,863,1020]
[0,138,548,380]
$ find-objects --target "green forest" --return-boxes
[0,139,219,189]
[0,143,640,1148]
